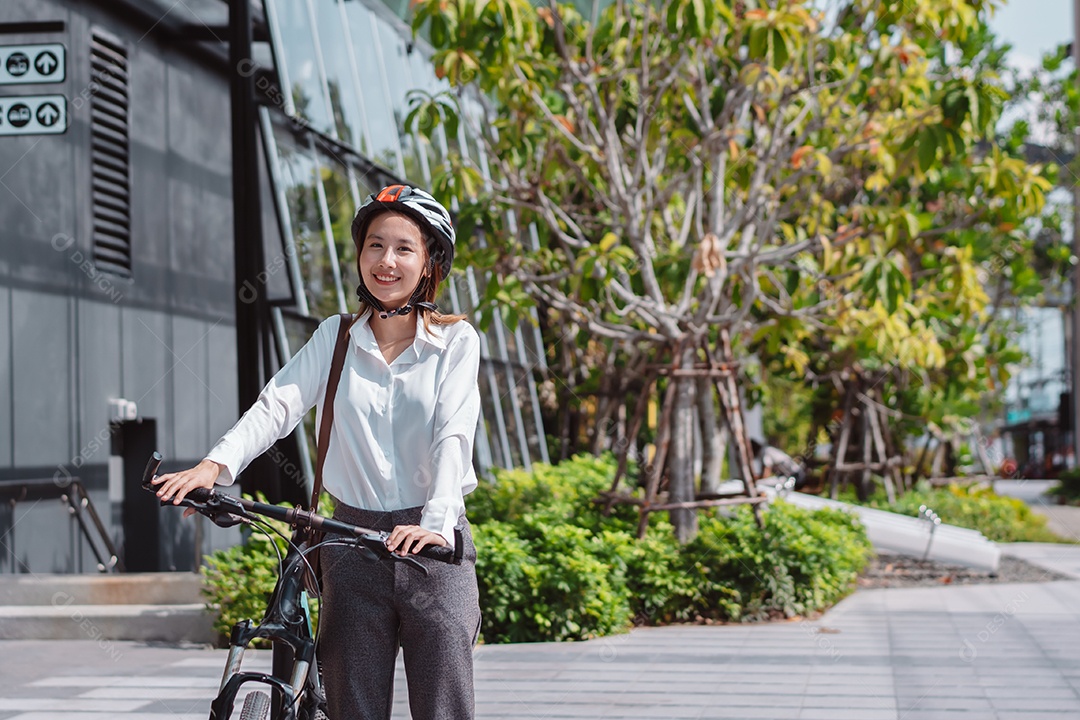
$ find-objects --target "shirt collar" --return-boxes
[349,310,447,357]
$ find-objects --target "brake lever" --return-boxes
[208,513,249,529]
[358,532,430,576]
[390,552,429,576]
[160,493,251,529]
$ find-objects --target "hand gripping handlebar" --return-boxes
[141,452,464,565]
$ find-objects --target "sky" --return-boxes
[989,0,1072,71]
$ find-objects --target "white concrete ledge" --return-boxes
[768,490,1002,572]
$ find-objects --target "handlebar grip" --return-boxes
[142,452,163,488]
[417,544,456,564]
[185,487,215,503]
[415,526,464,565]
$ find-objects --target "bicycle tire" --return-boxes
[239,691,271,720]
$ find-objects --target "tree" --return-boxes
[409,0,1052,540]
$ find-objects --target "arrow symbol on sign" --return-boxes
[37,102,60,127]
[34,51,58,76]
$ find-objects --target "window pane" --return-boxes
[341,2,402,172]
[512,364,546,463]
[497,312,518,357]
[491,364,524,467]
[266,0,333,135]
[275,131,338,317]
[372,15,424,182]
[311,0,368,149]
[319,153,358,298]
[477,363,506,468]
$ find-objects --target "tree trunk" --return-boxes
[558,335,576,461]
[829,387,855,499]
[669,346,698,543]
[857,413,872,502]
[697,377,723,495]
[590,349,620,454]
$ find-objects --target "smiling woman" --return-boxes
[152,183,486,720]
[359,213,428,315]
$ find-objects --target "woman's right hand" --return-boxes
[151,459,223,516]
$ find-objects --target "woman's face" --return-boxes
[359,211,428,309]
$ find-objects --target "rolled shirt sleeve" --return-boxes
[419,325,481,547]
[205,317,337,484]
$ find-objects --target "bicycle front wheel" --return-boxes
[239,691,271,720]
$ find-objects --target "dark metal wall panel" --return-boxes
[207,320,238,447]
[125,38,168,270]
[0,1,76,288]
[166,174,234,318]
[10,499,72,573]
[11,289,73,466]
[171,314,210,460]
[165,59,234,319]
[120,307,171,458]
[76,298,121,468]
[0,286,9,467]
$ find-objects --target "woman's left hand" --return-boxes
[386,525,448,556]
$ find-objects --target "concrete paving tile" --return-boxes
[698,708,802,719]
[798,710,898,720]
[897,712,996,720]
[989,698,1080,712]
[799,695,897,710]
[895,686,988,698]
[976,674,1072,687]
[899,696,994,712]
[983,686,1077,699]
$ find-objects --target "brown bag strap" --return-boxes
[309,313,353,512]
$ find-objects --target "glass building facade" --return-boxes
[259,0,549,482]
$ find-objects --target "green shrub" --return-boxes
[620,520,704,624]
[684,501,870,622]
[468,452,638,531]
[863,483,1067,543]
[473,517,634,643]
[202,530,288,644]
[1050,468,1080,503]
[468,455,872,638]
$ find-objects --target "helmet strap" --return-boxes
[356,275,440,319]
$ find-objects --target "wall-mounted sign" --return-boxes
[0,43,65,85]
[0,95,66,135]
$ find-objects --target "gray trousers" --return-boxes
[318,503,480,720]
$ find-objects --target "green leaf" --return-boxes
[917,131,937,172]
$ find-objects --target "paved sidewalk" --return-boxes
[993,479,1080,542]
[2,544,1080,720]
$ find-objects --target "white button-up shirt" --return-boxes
[205,311,481,546]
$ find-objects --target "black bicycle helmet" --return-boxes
[351,184,457,318]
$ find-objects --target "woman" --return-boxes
[152,184,482,720]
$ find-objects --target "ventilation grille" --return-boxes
[89,31,132,277]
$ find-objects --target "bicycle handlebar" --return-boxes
[142,452,463,565]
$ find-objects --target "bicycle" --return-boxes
[141,452,462,720]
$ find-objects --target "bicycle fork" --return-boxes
[209,619,316,720]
